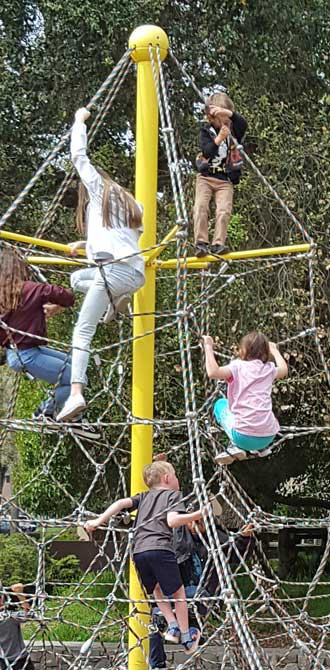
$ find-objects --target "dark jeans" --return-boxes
[149,629,167,669]
[0,657,34,670]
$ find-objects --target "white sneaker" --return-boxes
[103,294,132,324]
[255,446,273,458]
[115,293,132,315]
[57,395,86,422]
[69,422,100,441]
[215,445,248,465]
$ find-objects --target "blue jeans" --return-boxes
[213,398,275,451]
[6,347,72,415]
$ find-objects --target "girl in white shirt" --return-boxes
[57,108,145,421]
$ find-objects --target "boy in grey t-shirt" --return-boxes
[85,461,203,654]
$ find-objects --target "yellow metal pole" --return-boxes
[128,25,169,670]
[151,243,311,269]
[26,256,90,266]
[145,224,179,264]
[0,229,86,256]
[23,244,309,270]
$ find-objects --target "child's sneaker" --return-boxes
[103,293,132,324]
[182,627,201,655]
[255,446,273,458]
[195,241,209,257]
[57,394,86,422]
[215,445,248,465]
[69,420,100,442]
[115,293,132,315]
[210,244,229,256]
[164,624,181,644]
[152,607,167,633]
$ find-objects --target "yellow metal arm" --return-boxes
[0,229,86,256]
[151,243,311,269]
[27,256,90,266]
[145,224,179,264]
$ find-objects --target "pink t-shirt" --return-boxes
[227,358,279,437]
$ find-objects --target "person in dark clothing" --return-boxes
[149,517,255,669]
[194,91,248,257]
[0,583,34,670]
[0,246,74,419]
[85,461,203,655]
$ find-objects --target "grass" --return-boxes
[235,572,330,619]
[24,571,128,642]
[23,568,330,643]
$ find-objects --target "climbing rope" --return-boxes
[0,46,329,670]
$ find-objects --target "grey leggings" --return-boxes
[70,262,145,385]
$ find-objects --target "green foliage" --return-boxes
[0,534,38,584]
[228,213,247,248]
[24,570,128,642]
[0,0,329,516]
[46,554,81,585]
[0,534,80,586]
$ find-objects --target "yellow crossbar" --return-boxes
[145,224,179,264]
[1,231,310,270]
[0,229,86,256]
[27,256,90,266]
[151,243,311,268]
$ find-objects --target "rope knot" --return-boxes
[185,410,197,419]
[176,229,188,239]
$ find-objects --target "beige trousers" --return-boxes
[193,174,234,245]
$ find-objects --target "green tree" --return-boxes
[0,0,329,515]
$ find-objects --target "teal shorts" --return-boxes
[232,429,275,451]
[214,398,275,452]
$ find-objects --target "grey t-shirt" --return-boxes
[0,618,26,662]
[130,488,186,555]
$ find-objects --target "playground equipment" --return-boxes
[0,24,330,670]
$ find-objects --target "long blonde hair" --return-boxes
[76,167,142,235]
[0,247,31,313]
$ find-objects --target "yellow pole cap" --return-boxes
[128,25,169,63]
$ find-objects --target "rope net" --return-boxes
[0,46,329,670]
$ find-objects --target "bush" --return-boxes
[0,534,38,584]
[46,554,81,586]
[0,534,82,588]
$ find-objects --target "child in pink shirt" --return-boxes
[202,332,288,464]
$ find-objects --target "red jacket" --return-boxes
[0,281,74,349]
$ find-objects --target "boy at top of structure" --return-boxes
[85,461,203,655]
[202,332,288,464]
[194,91,248,258]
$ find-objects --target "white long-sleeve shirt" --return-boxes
[70,120,145,276]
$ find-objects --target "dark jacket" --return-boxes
[173,524,255,595]
[198,111,248,184]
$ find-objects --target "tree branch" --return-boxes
[274,494,330,511]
